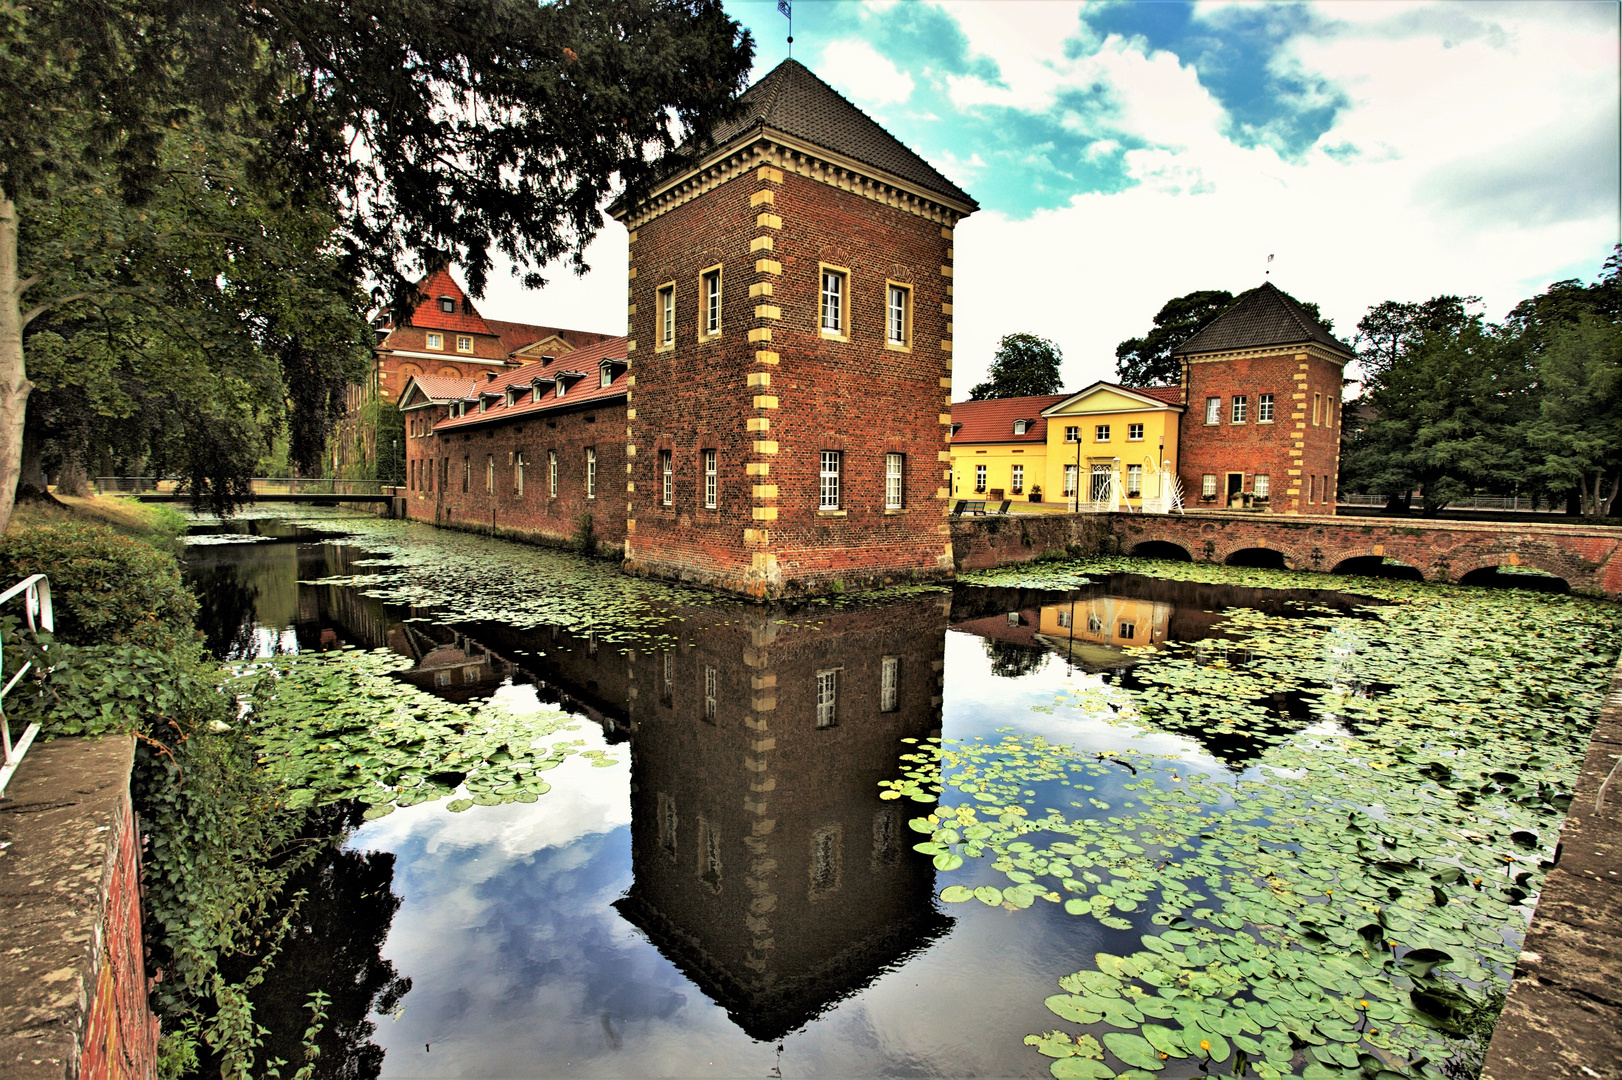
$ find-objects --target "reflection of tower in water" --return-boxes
[614,596,954,1041]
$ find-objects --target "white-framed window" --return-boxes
[886,284,909,345]
[556,378,566,398]
[1011,464,1024,494]
[702,267,721,335]
[703,450,717,509]
[659,284,675,347]
[1057,609,1072,628]
[585,447,596,498]
[1205,396,1220,424]
[439,296,455,313]
[975,464,987,492]
[660,450,673,506]
[704,666,717,721]
[486,455,494,494]
[457,335,473,353]
[885,453,904,509]
[1128,423,1144,441]
[1007,612,1020,626]
[816,669,839,728]
[1231,396,1247,423]
[1258,394,1275,422]
[1065,425,1080,443]
[1120,622,1136,640]
[819,450,840,509]
[427,332,443,350]
[600,364,612,388]
[1063,464,1078,497]
[1013,419,1028,436]
[657,792,678,857]
[1254,473,1271,498]
[880,656,899,712]
[1202,473,1217,497]
[548,450,558,497]
[1127,464,1142,495]
[1095,424,1110,442]
[515,452,525,497]
[820,269,846,334]
[1090,463,1111,501]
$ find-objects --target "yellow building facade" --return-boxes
[949,383,1184,509]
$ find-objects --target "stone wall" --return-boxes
[948,512,1114,572]
[0,737,159,1080]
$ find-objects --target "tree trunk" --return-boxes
[1607,472,1622,517]
[56,458,91,498]
[0,194,34,534]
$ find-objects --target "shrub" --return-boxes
[0,523,197,649]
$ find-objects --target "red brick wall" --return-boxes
[1178,348,1346,515]
[622,155,958,597]
[403,400,629,554]
[376,329,511,402]
[79,775,159,1080]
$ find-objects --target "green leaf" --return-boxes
[1050,1058,1115,1080]
[1101,1032,1163,1072]
[940,885,975,903]
[1045,995,1106,1025]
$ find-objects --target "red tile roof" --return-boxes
[1127,385,1185,405]
[484,319,618,357]
[401,375,479,406]
[949,395,1068,444]
[408,268,496,336]
[434,336,631,431]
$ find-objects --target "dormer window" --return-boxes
[556,379,565,399]
[1013,419,1028,435]
[439,297,455,313]
[505,388,517,407]
[478,397,489,413]
[600,362,613,388]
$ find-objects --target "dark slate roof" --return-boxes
[1171,282,1353,358]
[693,59,976,208]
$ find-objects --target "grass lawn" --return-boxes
[7,492,189,550]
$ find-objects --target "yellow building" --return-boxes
[949,382,1185,509]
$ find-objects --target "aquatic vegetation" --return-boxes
[889,557,1620,1079]
[235,648,616,819]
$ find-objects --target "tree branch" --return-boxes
[22,287,153,327]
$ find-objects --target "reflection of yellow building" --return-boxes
[949,382,1184,508]
[1039,597,1170,646]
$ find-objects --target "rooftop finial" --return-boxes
[1266,253,1274,279]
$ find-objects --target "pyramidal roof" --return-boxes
[692,58,976,209]
[1171,282,1353,359]
[406,268,495,336]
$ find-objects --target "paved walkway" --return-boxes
[1482,657,1622,1078]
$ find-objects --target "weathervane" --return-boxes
[1266,253,1274,279]
[779,0,792,57]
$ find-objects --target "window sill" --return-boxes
[697,332,723,343]
[1257,420,1273,425]
[819,331,849,343]
[816,509,848,517]
[883,508,908,515]
[655,344,675,354]
[883,341,912,353]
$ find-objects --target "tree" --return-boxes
[1522,314,1622,516]
[0,0,755,528]
[1114,290,1233,386]
[969,334,1064,400]
[1340,301,1535,516]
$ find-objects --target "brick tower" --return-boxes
[1171,283,1353,515]
[611,60,978,598]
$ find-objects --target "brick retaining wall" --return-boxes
[0,737,159,1079]
[948,512,1113,572]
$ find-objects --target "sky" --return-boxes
[476,0,1619,392]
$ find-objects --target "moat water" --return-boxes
[180,509,1617,1080]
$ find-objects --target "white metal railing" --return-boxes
[0,574,53,796]
[94,476,390,497]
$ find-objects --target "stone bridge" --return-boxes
[1112,511,1622,599]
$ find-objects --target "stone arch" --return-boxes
[1223,546,1289,570]
[1450,553,1572,593]
[1328,551,1425,581]
[398,362,424,380]
[439,366,462,378]
[1128,539,1193,562]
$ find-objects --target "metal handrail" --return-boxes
[0,574,53,797]
[93,476,390,497]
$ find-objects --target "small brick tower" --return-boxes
[612,60,978,598]
[1172,283,1353,516]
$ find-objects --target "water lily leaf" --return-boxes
[1050,1058,1115,1080]
[1025,1031,1078,1059]
[1045,995,1106,1025]
[1140,1024,1186,1059]
[1396,948,1454,978]
[940,885,975,903]
[1101,1033,1163,1072]
[975,886,1004,906]
[934,852,964,871]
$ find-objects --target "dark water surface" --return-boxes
[182,512,1391,1079]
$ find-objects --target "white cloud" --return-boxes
[818,39,916,106]
[945,1,1619,392]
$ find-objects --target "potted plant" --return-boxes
[1029,485,1042,503]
